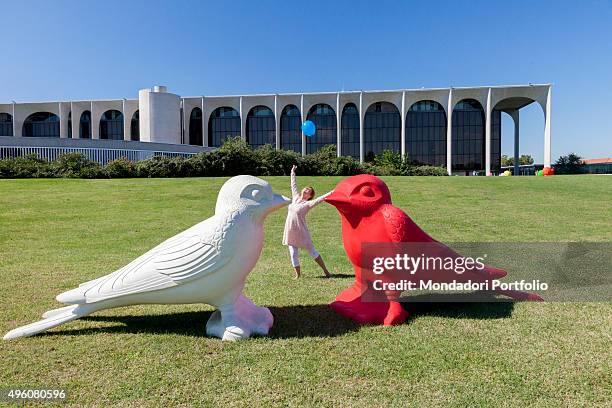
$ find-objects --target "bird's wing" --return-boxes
[379,205,502,280]
[381,204,436,243]
[63,221,230,304]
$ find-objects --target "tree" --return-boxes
[501,154,534,167]
[501,155,512,167]
[554,153,585,174]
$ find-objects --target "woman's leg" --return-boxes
[309,247,331,277]
[288,245,301,278]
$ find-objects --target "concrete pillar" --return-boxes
[401,92,406,159]
[485,88,492,175]
[359,91,364,163]
[181,100,185,144]
[336,93,341,157]
[91,102,99,139]
[202,97,207,147]
[300,94,305,156]
[239,96,245,142]
[70,102,79,139]
[123,99,130,141]
[274,95,280,150]
[544,87,552,167]
[12,102,19,138]
[446,89,453,175]
[59,103,67,138]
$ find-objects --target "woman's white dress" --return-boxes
[282,170,330,250]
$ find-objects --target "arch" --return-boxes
[0,112,13,136]
[99,109,124,140]
[130,110,140,141]
[208,106,240,147]
[306,103,336,154]
[405,100,446,167]
[451,99,485,172]
[23,112,60,137]
[341,103,359,159]
[492,97,543,175]
[280,104,301,153]
[364,102,401,160]
[79,110,91,139]
[189,107,203,146]
[246,105,275,148]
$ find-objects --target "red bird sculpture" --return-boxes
[324,174,543,326]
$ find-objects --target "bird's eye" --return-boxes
[360,185,375,197]
[251,189,264,201]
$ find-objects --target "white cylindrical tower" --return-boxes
[138,86,181,144]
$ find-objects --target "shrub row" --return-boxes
[0,138,447,178]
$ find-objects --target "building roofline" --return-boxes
[2,84,552,105]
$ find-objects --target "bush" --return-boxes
[105,157,137,178]
[0,154,54,178]
[404,165,448,176]
[301,145,366,176]
[0,140,448,178]
[137,156,181,178]
[216,137,259,176]
[53,153,105,178]
[254,144,299,176]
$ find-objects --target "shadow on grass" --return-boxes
[314,273,354,279]
[39,294,515,339]
[41,305,361,339]
[401,292,516,321]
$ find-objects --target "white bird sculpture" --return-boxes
[4,175,290,341]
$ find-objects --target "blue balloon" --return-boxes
[301,120,316,137]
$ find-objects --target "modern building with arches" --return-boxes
[0,84,552,175]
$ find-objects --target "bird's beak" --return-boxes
[270,194,291,211]
[258,194,290,222]
[324,190,350,212]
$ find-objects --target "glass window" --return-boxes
[341,103,360,159]
[79,111,91,139]
[23,112,60,137]
[208,106,240,147]
[490,109,501,172]
[99,110,124,140]
[246,105,275,148]
[67,111,72,138]
[280,104,301,154]
[405,100,446,167]
[306,103,336,154]
[189,107,203,145]
[364,102,400,159]
[131,110,140,141]
[0,112,13,136]
[452,99,484,172]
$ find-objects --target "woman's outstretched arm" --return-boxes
[290,165,299,199]
[307,191,333,208]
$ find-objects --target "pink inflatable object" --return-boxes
[324,174,543,326]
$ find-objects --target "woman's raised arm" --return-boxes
[290,165,299,199]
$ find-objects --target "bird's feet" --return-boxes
[206,295,274,341]
[330,284,409,326]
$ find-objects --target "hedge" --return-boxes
[0,138,448,178]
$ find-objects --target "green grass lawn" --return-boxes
[1,175,610,407]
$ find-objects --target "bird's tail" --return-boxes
[3,303,101,340]
[495,288,544,302]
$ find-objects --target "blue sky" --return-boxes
[1,0,611,161]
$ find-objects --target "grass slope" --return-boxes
[1,176,610,407]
